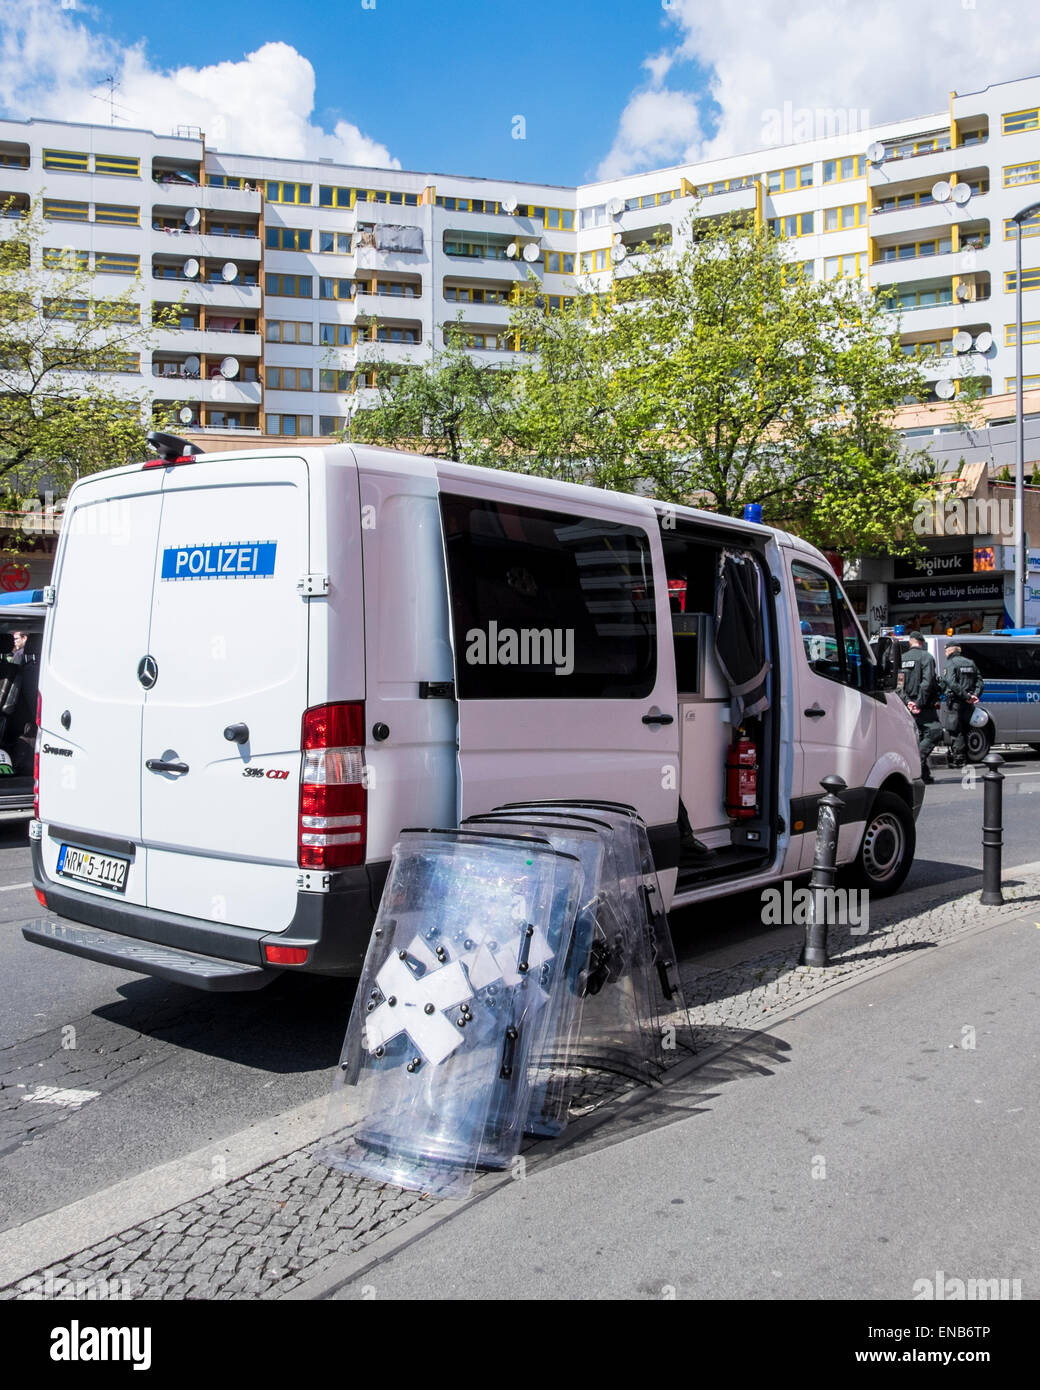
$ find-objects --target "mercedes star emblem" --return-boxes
[137,655,158,689]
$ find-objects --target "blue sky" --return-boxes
[3,1,1040,185]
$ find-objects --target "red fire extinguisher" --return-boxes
[725,734,758,820]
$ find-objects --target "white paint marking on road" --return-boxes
[0,881,31,892]
[22,1085,99,1110]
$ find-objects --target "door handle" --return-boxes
[804,705,826,719]
[642,711,675,726]
[146,758,190,774]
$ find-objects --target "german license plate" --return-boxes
[56,844,129,894]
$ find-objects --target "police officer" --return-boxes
[898,631,943,784]
[939,643,985,768]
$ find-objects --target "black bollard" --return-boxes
[980,752,1005,906]
[801,774,847,967]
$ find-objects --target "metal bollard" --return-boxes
[801,774,847,967]
[980,752,1005,906]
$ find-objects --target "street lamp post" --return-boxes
[1010,200,1040,628]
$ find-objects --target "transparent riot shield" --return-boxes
[320,829,581,1198]
[498,802,692,1077]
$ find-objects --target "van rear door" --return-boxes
[38,471,165,906]
[439,482,680,842]
[140,455,311,932]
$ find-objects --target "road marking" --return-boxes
[21,1085,99,1110]
[0,882,31,892]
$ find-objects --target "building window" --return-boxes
[887,133,951,161]
[878,235,954,262]
[95,203,139,226]
[43,247,89,271]
[444,238,509,260]
[372,279,419,297]
[265,273,312,298]
[319,230,352,254]
[319,185,353,208]
[436,196,500,214]
[319,322,354,346]
[1004,268,1040,293]
[266,226,311,251]
[265,180,311,205]
[899,337,956,359]
[624,190,678,211]
[266,319,313,344]
[42,199,88,222]
[267,366,313,391]
[319,277,354,301]
[1003,108,1040,136]
[822,155,866,184]
[96,299,140,323]
[265,414,313,436]
[822,202,867,232]
[439,493,657,700]
[823,252,864,279]
[1004,213,1040,239]
[1005,320,1040,347]
[579,248,610,273]
[768,212,814,237]
[320,369,352,392]
[544,207,575,231]
[320,416,346,435]
[1003,161,1040,188]
[444,286,509,304]
[96,350,140,373]
[43,298,89,320]
[893,285,954,310]
[207,174,248,190]
[95,154,140,177]
[546,294,575,311]
[766,164,814,194]
[95,252,140,275]
[42,149,88,172]
[783,258,816,283]
[372,326,418,343]
[1005,374,1040,392]
[544,250,576,274]
[580,204,608,230]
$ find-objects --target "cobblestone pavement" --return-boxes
[4,870,1037,1301]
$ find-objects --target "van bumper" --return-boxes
[912,776,926,820]
[28,837,390,989]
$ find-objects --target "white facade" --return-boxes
[1,71,1039,443]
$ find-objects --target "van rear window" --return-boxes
[440,493,657,699]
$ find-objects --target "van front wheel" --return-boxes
[847,792,915,897]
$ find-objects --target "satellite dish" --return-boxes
[221,262,239,282]
[975,331,994,353]
[182,258,200,279]
[220,356,240,379]
[614,245,627,262]
[522,243,539,263]
[184,207,201,228]
[952,330,973,353]
[182,355,200,376]
[501,196,518,214]
[931,181,952,204]
[956,282,971,301]
[867,141,886,164]
[178,407,195,424]
[506,242,519,259]
[935,379,956,400]
[613,232,623,246]
[608,198,625,215]
[952,183,972,206]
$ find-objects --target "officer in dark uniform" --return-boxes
[939,643,985,767]
[898,631,943,783]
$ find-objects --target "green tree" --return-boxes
[0,198,177,493]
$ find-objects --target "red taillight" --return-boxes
[33,691,41,819]
[142,455,198,469]
[35,888,47,908]
[298,702,367,870]
[264,944,309,965]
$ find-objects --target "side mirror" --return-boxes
[869,636,900,692]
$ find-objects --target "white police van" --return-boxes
[24,435,922,990]
[0,591,46,820]
[923,630,1040,761]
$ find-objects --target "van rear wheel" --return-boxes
[846,792,915,898]
[966,725,994,763]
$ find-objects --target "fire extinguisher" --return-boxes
[725,733,758,820]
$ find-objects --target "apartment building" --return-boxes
[0,73,1038,462]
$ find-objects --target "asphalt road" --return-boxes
[1,744,1037,1236]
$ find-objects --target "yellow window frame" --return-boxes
[95,203,139,226]
[1005,268,1040,292]
[1004,214,1040,239]
[1003,108,1040,136]
[94,252,140,275]
[1005,374,1040,392]
[42,199,89,222]
[822,202,867,232]
[95,154,140,177]
[43,247,89,271]
[1004,162,1040,188]
[42,149,88,172]
[1005,320,1040,347]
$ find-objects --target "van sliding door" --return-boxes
[439,486,680,856]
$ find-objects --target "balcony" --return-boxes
[688,185,758,221]
[152,273,261,310]
[871,251,963,288]
[868,142,989,190]
[879,296,992,336]
[442,298,513,326]
[151,375,262,406]
[151,327,262,359]
[355,339,424,366]
[869,195,988,241]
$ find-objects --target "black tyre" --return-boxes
[966,723,994,763]
[846,791,916,897]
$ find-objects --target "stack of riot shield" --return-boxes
[321,804,690,1198]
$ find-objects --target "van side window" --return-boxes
[959,642,1016,679]
[792,562,867,692]
[440,493,657,699]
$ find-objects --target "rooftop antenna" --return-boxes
[92,74,128,126]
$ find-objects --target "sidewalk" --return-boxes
[3,863,1038,1301]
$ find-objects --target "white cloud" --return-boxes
[0,0,399,169]
[599,0,1040,175]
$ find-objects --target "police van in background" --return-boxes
[23,433,923,992]
[923,630,1040,761]
[0,591,46,820]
